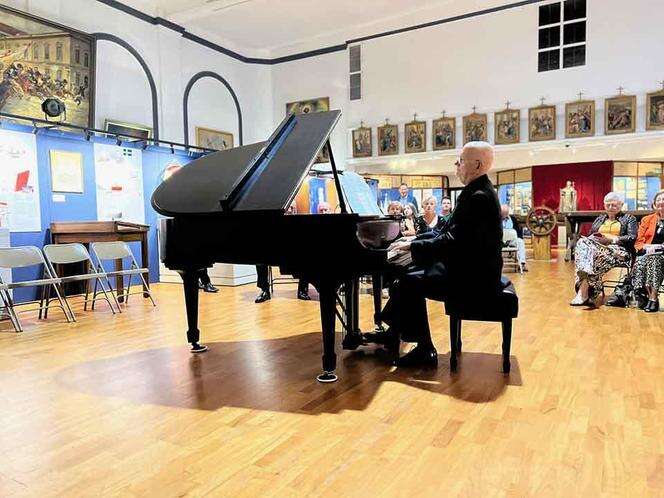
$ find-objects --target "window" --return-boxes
[538,0,586,72]
[497,168,533,215]
[56,42,63,61]
[32,44,39,60]
[56,69,62,81]
[349,45,361,101]
[84,52,89,68]
[75,47,80,64]
[75,72,80,86]
[613,162,663,210]
[44,43,50,60]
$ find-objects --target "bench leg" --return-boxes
[449,316,460,372]
[502,319,512,373]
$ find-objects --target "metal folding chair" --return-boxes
[502,229,522,274]
[42,243,119,320]
[90,241,156,307]
[0,246,72,332]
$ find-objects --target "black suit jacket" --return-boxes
[410,174,503,297]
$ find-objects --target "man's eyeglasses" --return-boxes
[454,157,481,169]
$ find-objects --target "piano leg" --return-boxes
[372,272,385,332]
[317,283,338,383]
[342,278,364,350]
[180,270,208,354]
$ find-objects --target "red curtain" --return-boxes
[532,161,613,244]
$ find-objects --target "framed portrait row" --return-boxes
[351,88,664,158]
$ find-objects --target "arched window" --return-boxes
[32,44,39,60]
[56,42,63,61]
[44,43,50,60]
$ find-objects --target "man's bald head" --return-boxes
[317,201,331,214]
[456,141,494,185]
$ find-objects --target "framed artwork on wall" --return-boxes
[646,89,664,131]
[404,120,426,153]
[494,108,520,144]
[195,126,233,150]
[351,125,372,158]
[0,5,95,128]
[286,96,330,162]
[605,95,636,135]
[49,149,83,193]
[432,116,455,150]
[528,105,556,141]
[377,123,398,156]
[565,100,595,138]
[463,112,487,144]
[105,119,152,141]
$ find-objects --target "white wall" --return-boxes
[271,0,664,174]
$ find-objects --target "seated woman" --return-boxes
[571,192,637,306]
[414,195,446,234]
[401,202,417,236]
[387,201,403,217]
[632,189,664,312]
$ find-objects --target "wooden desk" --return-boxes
[50,221,150,301]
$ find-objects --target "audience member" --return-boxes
[414,195,446,234]
[401,203,417,236]
[632,189,664,312]
[500,204,528,272]
[440,196,453,223]
[397,183,418,212]
[387,201,404,216]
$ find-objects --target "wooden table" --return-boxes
[50,221,150,301]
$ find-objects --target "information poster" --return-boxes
[94,143,145,224]
[0,129,40,231]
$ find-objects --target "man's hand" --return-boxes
[389,240,412,253]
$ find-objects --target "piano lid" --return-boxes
[151,110,341,216]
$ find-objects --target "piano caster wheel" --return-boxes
[317,371,338,383]
[190,343,208,353]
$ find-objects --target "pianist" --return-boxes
[378,141,503,367]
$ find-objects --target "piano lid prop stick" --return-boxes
[327,141,348,214]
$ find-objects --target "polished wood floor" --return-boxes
[1,256,662,497]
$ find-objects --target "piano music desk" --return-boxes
[50,221,150,302]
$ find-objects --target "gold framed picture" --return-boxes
[463,113,487,144]
[605,95,636,135]
[528,105,556,141]
[49,150,83,193]
[195,126,234,150]
[432,117,455,150]
[352,126,372,158]
[377,124,398,156]
[285,97,330,115]
[565,100,595,138]
[494,109,520,145]
[646,89,664,131]
[404,120,426,153]
[105,119,152,141]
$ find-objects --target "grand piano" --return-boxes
[152,110,400,382]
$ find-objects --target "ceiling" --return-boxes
[116,0,516,57]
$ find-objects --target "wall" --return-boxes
[271,0,664,175]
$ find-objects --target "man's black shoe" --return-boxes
[297,291,311,301]
[644,299,660,312]
[397,345,438,368]
[202,283,219,293]
[605,293,626,307]
[254,290,271,303]
[362,328,399,351]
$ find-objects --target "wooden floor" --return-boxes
[1,256,663,497]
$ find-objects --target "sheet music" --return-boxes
[338,171,382,215]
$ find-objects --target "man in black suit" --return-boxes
[378,142,503,367]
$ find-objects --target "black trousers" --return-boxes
[256,264,308,294]
[380,266,448,344]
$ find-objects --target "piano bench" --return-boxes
[445,277,519,374]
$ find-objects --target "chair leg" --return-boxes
[95,277,116,315]
[84,279,91,311]
[137,272,156,307]
[1,289,22,332]
[52,283,74,323]
[38,284,46,320]
[449,316,459,372]
[91,278,98,311]
[456,319,462,352]
[103,272,122,312]
[501,319,512,374]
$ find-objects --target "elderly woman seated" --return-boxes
[387,201,404,216]
[632,189,664,312]
[570,192,637,306]
[415,195,446,234]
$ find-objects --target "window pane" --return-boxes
[539,26,560,49]
[514,182,532,215]
[613,177,637,211]
[349,45,361,73]
[563,45,585,67]
[563,21,585,44]
[564,0,586,21]
[539,3,561,25]
[350,73,361,100]
[538,49,560,72]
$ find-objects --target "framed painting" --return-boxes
[494,109,520,144]
[49,149,83,193]
[605,95,636,135]
[432,117,455,150]
[0,5,95,128]
[646,89,664,131]
[195,126,233,150]
[377,123,398,156]
[404,120,426,153]
[565,100,595,138]
[286,96,330,162]
[105,119,152,141]
[351,126,372,158]
[463,113,487,144]
[528,105,556,141]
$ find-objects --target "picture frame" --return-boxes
[49,150,83,194]
[605,95,636,135]
[646,89,664,131]
[494,109,520,145]
[565,100,595,138]
[377,124,398,156]
[105,119,152,141]
[286,97,330,162]
[351,126,372,158]
[463,113,488,144]
[404,120,426,153]
[195,126,234,150]
[528,105,557,141]
[0,5,96,128]
[432,117,455,150]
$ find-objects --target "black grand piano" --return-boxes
[152,110,400,382]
